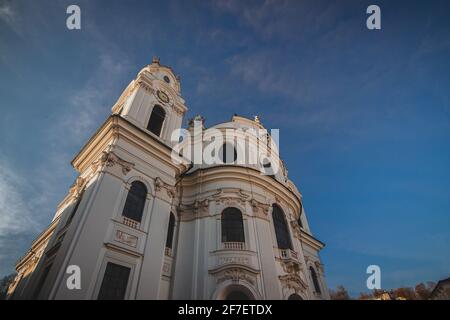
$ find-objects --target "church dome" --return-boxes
[186,114,288,188]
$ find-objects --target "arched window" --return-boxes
[147,105,165,136]
[220,143,237,164]
[226,290,252,300]
[122,181,147,222]
[310,266,321,294]
[165,213,176,249]
[272,204,293,250]
[288,293,303,300]
[221,208,245,243]
[221,284,255,300]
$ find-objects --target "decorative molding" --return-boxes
[209,263,260,288]
[300,231,325,251]
[211,188,250,207]
[92,151,135,175]
[218,256,250,266]
[69,176,86,198]
[154,177,163,191]
[115,230,138,248]
[251,199,270,218]
[9,218,58,295]
[137,79,154,94]
[138,71,185,116]
[279,273,308,295]
[305,256,325,275]
[280,259,302,275]
[314,261,325,274]
[290,220,302,239]
[156,89,170,104]
[213,267,257,286]
[162,262,171,275]
[154,177,177,199]
[178,198,209,221]
[171,103,185,116]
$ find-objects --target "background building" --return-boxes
[8,59,329,300]
[429,278,450,300]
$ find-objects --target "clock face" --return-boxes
[157,90,170,103]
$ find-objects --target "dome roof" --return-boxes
[210,115,265,131]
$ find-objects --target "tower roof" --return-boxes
[137,57,182,93]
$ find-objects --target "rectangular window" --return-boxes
[97,262,131,300]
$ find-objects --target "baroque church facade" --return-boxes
[8,58,329,300]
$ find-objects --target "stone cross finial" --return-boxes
[152,56,160,64]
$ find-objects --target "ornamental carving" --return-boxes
[154,177,177,199]
[171,103,185,116]
[216,268,256,286]
[211,188,250,207]
[304,257,324,274]
[314,261,324,274]
[137,79,154,94]
[156,90,170,104]
[14,237,50,287]
[218,256,250,266]
[154,177,163,191]
[162,262,171,274]
[279,273,308,295]
[178,199,209,221]
[290,220,302,239]
[193,198,209,211]
[251,199,270,217]
[92,151,135,175]
[115,230,138,248]
[69,176,86,198]
[280,260,303,275]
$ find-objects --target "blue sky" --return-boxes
[1,0,449,296]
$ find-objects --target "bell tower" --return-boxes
[112,57,187,146]
[7,58,191,300]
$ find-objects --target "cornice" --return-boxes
[209,263,260,276]
[71,115,189,176]
[15,217,60,270]
[300,230,325,251]
[182,165,302,214]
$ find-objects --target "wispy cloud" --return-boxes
[213,0,341,41]
[0,2,16,25]
[0,0,24,35]
[57,54,132,144]
[0,159,41,236]
[0,7,134,276]
[0,51,131,275]
[0,158,44,275]
[228,51,302,101]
